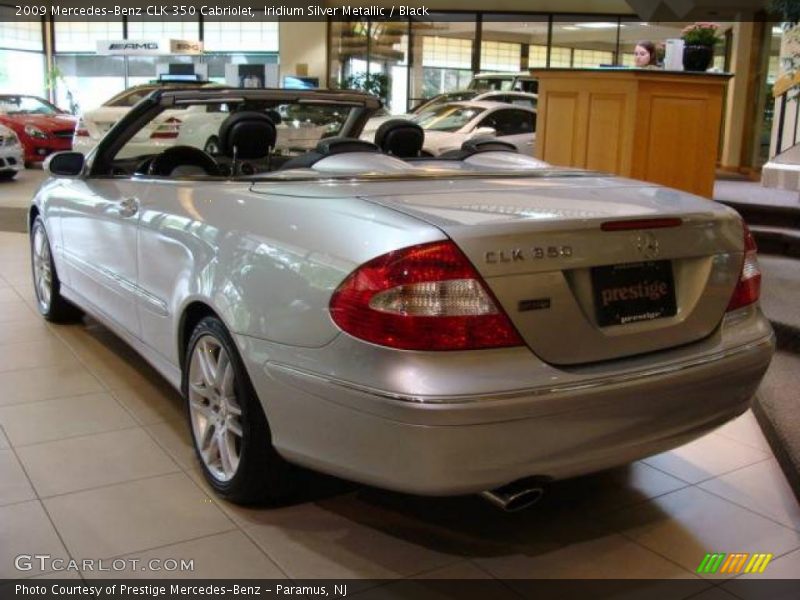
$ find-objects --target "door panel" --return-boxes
[59,178,146,336]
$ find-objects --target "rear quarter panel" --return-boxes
[135,179,445,366]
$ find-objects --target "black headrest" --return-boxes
[315,138,379,156]
[265,109,282,125]
[374,119,424,158]
[219,111,276,160]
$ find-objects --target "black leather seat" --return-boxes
[440,138,518,160]
[374,119,425,158]
[281,138,379,170]
[218,111,277,173]
[147,145,218,177]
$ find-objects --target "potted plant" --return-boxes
[681,22,722,71]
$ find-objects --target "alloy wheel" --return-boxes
[32,224,52,313]
[188,335,244,482]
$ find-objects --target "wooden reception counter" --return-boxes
[531,68,732,198]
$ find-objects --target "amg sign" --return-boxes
[97,40,203,56]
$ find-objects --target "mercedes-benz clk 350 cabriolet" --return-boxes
[30,88,774,511]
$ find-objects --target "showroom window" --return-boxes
[413,17,476,105]
[549,46,572,67]
[551,18,619,67]
[203,21,279,52]
[528,45,548,68]
[422,35,473,69]
[0,17,43,51]
[0,12,45,97]
[53,54,126,113]
[54,20,123,53]
[329,20,408,113]
[482,17,549,70]
[126,20,199,40]
[480,40,521,71]
[53,20,126,112]
[573,49,614,67]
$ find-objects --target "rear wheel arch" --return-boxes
[178,301,221,368]
[28,205,40,232]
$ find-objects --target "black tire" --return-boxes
[203,136,220,155]
[30,216,83,322]
[184,316,296,504]
[0,170,17,181]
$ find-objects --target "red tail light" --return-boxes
[150,117,182,139]
[329,241,524,351]
[727,221,761,312]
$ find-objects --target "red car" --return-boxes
[0,95,76,164]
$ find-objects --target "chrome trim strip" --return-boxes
[267,335,775,405]
[62,250,169,316]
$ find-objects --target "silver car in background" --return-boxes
[0,123,23,180]
[30,87,773,511]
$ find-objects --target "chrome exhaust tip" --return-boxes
[481,479,545,512]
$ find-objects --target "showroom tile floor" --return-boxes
[0,230,799,593]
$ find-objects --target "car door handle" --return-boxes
[118,197,139,218]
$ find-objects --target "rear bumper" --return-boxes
[240,311,775,496]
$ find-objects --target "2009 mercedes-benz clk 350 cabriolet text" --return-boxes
[30,88,774,511]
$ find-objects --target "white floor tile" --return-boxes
[604,486,800,580]
[699,459,800,531]
[0,392,136,446]
[0,501,69,578]
[44,472,235,559]
[644,433,770,484]
[17,428,180,497]
[0,448,36,505]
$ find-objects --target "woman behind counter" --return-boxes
[633,41,660,68]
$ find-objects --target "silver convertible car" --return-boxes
[30,88,774,511]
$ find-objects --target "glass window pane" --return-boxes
[204,21,278,52]
[328,21,369,91]
[551,18,619,67]
[369,20,409,113]
[54,20,123,53]
[482,17,548,70]
[0,50,45,97]
[53,55,125,112]
[410,16,476,107]
[126,20,199,40]
[480,40,521,72]
[0,11,43,51]
[528,45,548,68]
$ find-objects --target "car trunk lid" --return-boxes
[355,176,744,365]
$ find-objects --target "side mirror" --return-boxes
[470,127,497,139]
[45,151,85,177]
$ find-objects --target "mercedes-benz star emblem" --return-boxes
[635,232,660,259]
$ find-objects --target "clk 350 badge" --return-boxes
[485,246,573,264]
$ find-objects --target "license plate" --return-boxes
[591,260,676,327]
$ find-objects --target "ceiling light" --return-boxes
[576,22,618,29]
